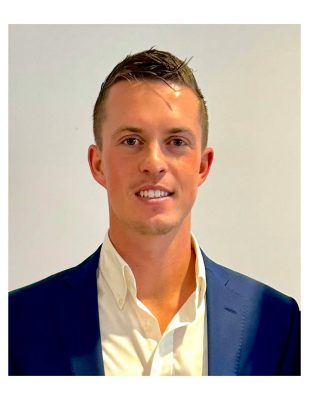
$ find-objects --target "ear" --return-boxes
[198,147,214,187]
[88,144,107,188]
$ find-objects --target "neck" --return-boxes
[108,219,196,332]
[108,218,193,284]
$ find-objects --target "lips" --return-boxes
[135,186,174,199]
[138,189,171,198]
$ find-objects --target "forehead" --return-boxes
[102,79,201,125]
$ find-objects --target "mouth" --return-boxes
[135,189,174,199]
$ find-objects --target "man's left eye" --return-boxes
[170,138,186,146]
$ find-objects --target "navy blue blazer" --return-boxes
[9,247,300,376]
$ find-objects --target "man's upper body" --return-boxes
[9,49,301,375]
[9,235,300,376]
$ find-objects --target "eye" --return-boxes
[169,138,187,147]
[122,137,140,146]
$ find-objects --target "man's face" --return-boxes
[89,80,213,237]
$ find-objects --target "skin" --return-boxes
[88,80,214,332]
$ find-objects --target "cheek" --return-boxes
[103,155,122,180]
[179,158,202,183]
[103,158,131,194]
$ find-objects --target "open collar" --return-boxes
[53,245,247,376]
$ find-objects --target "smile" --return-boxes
[137,190,172,199]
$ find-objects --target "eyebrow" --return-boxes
[168,127,194,135]
[112,126,142,137]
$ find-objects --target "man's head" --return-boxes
[89,49,213,239]
[93,48,209,149]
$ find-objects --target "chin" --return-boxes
[130,218,181,236]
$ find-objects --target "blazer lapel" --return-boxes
[54,247,105,376]
[203,252,246,376]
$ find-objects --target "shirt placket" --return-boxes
[150,331,174,376]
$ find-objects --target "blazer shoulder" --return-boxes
[203,251,299,310]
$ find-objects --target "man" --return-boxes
[9,49,300,376]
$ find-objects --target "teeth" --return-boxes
[139,190,170,198]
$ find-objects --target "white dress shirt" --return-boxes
[97,233,208,376]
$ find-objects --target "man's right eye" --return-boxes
[122,138,140,146]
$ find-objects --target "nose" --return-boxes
[138,142,168,177]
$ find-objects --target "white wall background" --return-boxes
[9,24,300,305]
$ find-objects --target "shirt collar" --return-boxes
[99,232,207,310]
[191,233,207,306]
[99,233,136,309]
